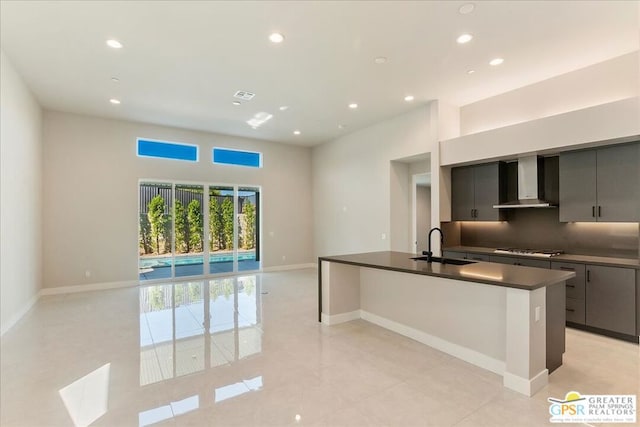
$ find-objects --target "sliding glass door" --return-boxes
[139,182,173,281]
[139,182,260,281]
[238,188,260,272]
[175,184,204,278]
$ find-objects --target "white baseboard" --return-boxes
[503,369,549,397]
[360,310,506,376]
[40,280,138,296]
[321,310,361,325]
[1,292,40,337]
[262,263,317,272]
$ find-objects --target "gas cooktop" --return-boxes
[494,248,564,258]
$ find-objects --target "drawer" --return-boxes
[443,251,467,259]
[466,253,491,262]
[489,255,550,268]
[566,297,586,324]
[551,261,585,299]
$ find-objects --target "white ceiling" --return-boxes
[1,1,638,146]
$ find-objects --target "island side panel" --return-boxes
[359,267,507,375]
[320,261,361,324]
[546,281,566,373]
[504,287,548,396]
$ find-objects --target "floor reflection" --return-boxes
[139,275,262,386]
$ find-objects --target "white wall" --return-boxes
[1,51,43,335]
[461,52,639,135]
[312,106,436,257]
[441,97,640,166]
[42,111,313,289]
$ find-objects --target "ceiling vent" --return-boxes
[233,91,255,101]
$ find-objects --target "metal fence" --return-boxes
[139,184,256,215]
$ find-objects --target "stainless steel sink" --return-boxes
[411,256,476,266]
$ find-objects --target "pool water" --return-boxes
[140,252,256,268]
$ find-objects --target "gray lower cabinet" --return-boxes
[442,250,467,259]
[489,255,550,269]
[467,253,491,262]
[551,261,586,324]
[585,265,637,336]
[443,251,491,262]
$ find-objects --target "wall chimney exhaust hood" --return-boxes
[493,155,556,209]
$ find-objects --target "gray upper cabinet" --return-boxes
[451,162,506,221]
[596,144,640,222]
[560,143,640,222]
[559,150,597,222]
[451,167,475,221]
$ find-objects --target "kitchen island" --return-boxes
[318,251,575,396]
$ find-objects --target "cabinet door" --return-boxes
[473,163,503,221]
[551,262,586,300]
[559,150,597,222]
[451,167,475,221]
[596,143,640,222]
[585,265,636,335]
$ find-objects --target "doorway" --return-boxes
[412,173,431,254]
[139,181,261,281]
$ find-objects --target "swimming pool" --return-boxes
[139,252,256,268]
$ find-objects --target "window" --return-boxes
[137,138,198,162]
[212,148,262,168]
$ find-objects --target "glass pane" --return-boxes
[212,148,261,168]
[138,139,198,162]
[139,183,173,281]
[238,188,260,272]
[208,187,234,274]
[175,184,204,277]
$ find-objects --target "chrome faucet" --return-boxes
[423,227,444,263]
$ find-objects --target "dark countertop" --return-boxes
[444,246,640,269]
[319,251,575,291]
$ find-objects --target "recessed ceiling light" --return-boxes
[293,130,301,135]
[489,57,504,66]
[404,95,414,102]
[111,77,120,83]
[338,124,346,129]
[374,56,387,64]
[456,34,473,44]
[459,3,475,14]
[106,39,123,49]
[269,33,284,43]
[348,103,358,109]
[232,101,241,106]
[467,69,476,74]
[109,98,121,105]
[279,106,289,111]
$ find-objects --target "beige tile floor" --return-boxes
[1,268,638,427]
